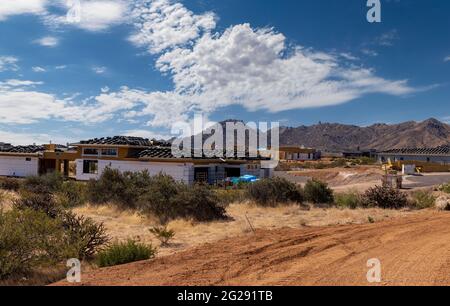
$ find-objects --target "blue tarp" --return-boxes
[230,175,259,184]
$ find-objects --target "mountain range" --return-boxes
[279,118,450,151]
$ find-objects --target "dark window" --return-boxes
[25,158,31,161]
[83,148,99,156]
[101,148,118,156]
[83,160,98,174]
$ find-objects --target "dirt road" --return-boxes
[56,211,450,286]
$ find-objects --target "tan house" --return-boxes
[279,146,321,161]
[0,136,272,184]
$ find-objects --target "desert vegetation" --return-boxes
[96,240,157,268]
[0,169,446,285]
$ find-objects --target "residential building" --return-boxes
[279,146,321,161]
[378,145,450,165]
[71,136,271,184]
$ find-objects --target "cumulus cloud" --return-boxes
[98,0,417,128]
[129,0,216,53]
[0,56,19,72]
[0,0,424,131]
[34,36,59,47]
[0,0,47,21]
[43,0,128,32]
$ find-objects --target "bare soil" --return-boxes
[54,210,450,286]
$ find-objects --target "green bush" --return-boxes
[246,177,304,207]
[57,181,87,208]
[89,169,227,223]
[0,209,70,280]
[215,189,247,205]
[304,179,334,204]
[410,190,436,210]
[13,192,109,260]
[96,240,157,268]
[22,172,63,194]
[438,183,450,194]
[361,186,409,209]
[0,177,21,191]
[149,226,175,246]
[138,177,227,223]
[60,211,109,260]
[335,191,362,209]
[13,191,61,218]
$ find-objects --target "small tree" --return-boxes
[362,186,409,209]
[149,226,175,247]
[304,179,334,204]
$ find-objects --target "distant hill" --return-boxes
[279,118,450,151]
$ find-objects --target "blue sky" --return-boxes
[0,0,449,145]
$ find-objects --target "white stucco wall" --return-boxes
[0,156,39,177]
[75,159,194,184]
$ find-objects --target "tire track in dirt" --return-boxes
[54,211,450,286]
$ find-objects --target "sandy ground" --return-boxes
[277,167,383,192]
[73,203,415,258]
[54,210,450,286]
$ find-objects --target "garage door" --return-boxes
[0,156,39,177]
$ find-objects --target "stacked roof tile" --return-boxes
[0,145,45,154]
[78,136,153,147]
[381,145,450,155]
[138,147,269,160]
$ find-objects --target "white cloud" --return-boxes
[0,0,47,21]
[92,66,107,74]
[32,66,47,73]
[444,56,450,62]
[129,0,216,53]
[0,129,71,146]
[109,1,418,128]
[124,129,170,140]
[44,0,128,32]
[55,65,67,70]
[0,56,19,72]
[34,36,59,47]
[0,79,43,90]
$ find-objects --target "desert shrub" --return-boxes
[149,226,175,246]
[138,177,227,223]
[13,191,61,218]
[89,169,227,223]
[410,190,436,210]
[0,177,21,191]
[13,192,108,260]
[215,189,247,205]
[0,209,69,280]
[361,186,409,209]
[57,181,87,208]
[330,158,347,168]
[171,184,227,222]
[22,172,64,194]
[358,157,377,165]
[335,191,362,209]
[438,183,450,194]
[304,179,334,204]
[86,168,150,209]
[60,211,109,259]
[246,177,304,207]
[96,240,156,268]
